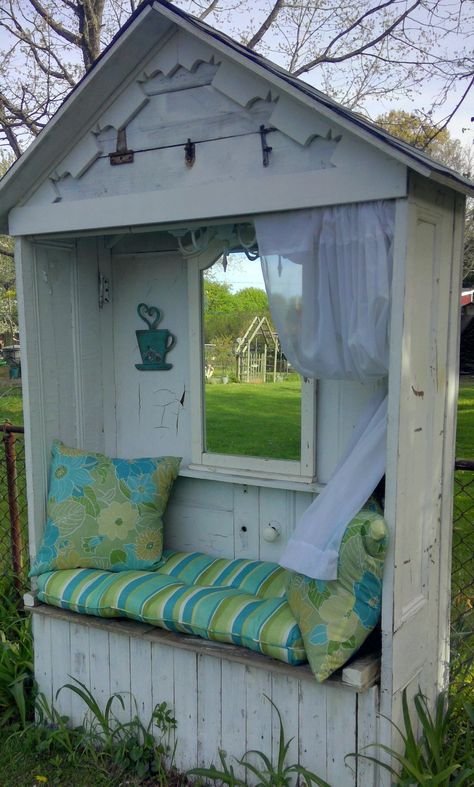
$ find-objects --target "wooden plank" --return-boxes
[196,653,222,767]
[326,685,357,787]
[221,660,247,781]
[298,679,328,782]
[111,252,190,461]
[68,622,90,726]
[108,631,132,724]
[75,237,104,452]
[150,640,176,760]
[32,614,53,708]
[233,484,259,559]
[172,648,198,771]
[89,627,111,712]
[356,687,379,787]
[50,618,72,721]
[130,637,153,724]
[97,239,116,456]
[245,664,272,765]
[271,672,299,769]
[259,487,291,562]
[15,239,48,561]
[9,160,407,236]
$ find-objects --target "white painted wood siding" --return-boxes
[33,608,378,786]
[11,30,406,237]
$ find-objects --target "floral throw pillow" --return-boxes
[30,442,181,575]
[286,509,388,682]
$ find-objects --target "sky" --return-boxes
[212,253,265,293]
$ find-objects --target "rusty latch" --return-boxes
[110,128,134,165]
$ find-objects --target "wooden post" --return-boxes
[263,344,267,383]
[4,429,24,591]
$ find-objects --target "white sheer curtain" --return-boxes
[254,201,395,580]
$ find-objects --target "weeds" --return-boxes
[189,695,330,786]
[57,678,179,782]
[0,591,34,727]
[351,689,474,786]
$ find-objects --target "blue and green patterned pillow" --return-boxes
[30,441,180,575]
[286,509,388,682]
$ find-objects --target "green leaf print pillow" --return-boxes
[30,441,181,575]
[286,509,388,682]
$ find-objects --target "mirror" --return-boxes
[202,252,301,461]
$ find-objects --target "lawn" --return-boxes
[205,380,301,459]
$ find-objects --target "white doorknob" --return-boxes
[263,524,280,542]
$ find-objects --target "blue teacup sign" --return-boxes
[135,303,176,370]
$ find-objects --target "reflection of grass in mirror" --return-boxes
[205,381,301,460]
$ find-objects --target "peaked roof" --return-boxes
[0,0,472,233]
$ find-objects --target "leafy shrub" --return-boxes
[0,591,34,727]
[352,689,474,786]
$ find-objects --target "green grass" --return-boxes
[205,380,301,460]
[452,379,474,660]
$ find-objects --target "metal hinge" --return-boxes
[98,272,110,308]
[109,128,134,166]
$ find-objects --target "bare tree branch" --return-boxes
[199,0,221,22]
[26,0,81,47]
[293,0,422,74]
[247,0,285,49]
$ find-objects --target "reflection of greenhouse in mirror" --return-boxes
[202,253,301,461]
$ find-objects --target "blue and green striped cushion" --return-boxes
[36,550,306,665]
[157,550,290,598]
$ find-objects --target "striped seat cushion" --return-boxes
[36,550,307,665]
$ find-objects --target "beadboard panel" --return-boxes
[33,611,378,786]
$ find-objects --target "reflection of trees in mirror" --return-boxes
[202,255,301,461]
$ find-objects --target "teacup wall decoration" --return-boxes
[135,303,176,371]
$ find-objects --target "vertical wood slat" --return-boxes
[50,618,72,721]
[246,665,272,766]
[356,687,378,786]
[130,637,153,722]
[15,240,50,561]
[109,631,132,724]
[151,640,176,762]
[326,686,357,787]
[32,614,53,708]
[221,660,247,782]
[298,678,328,782]
[173,648,198,771]
[89,627,111,711]
[68,622,90,726]
[271,673,299,768]
[197,653,222,767]
[233,484,259,559]
[259,488,291,562]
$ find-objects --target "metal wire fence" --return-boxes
[451,460,474,675]
[0,423,29,595]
